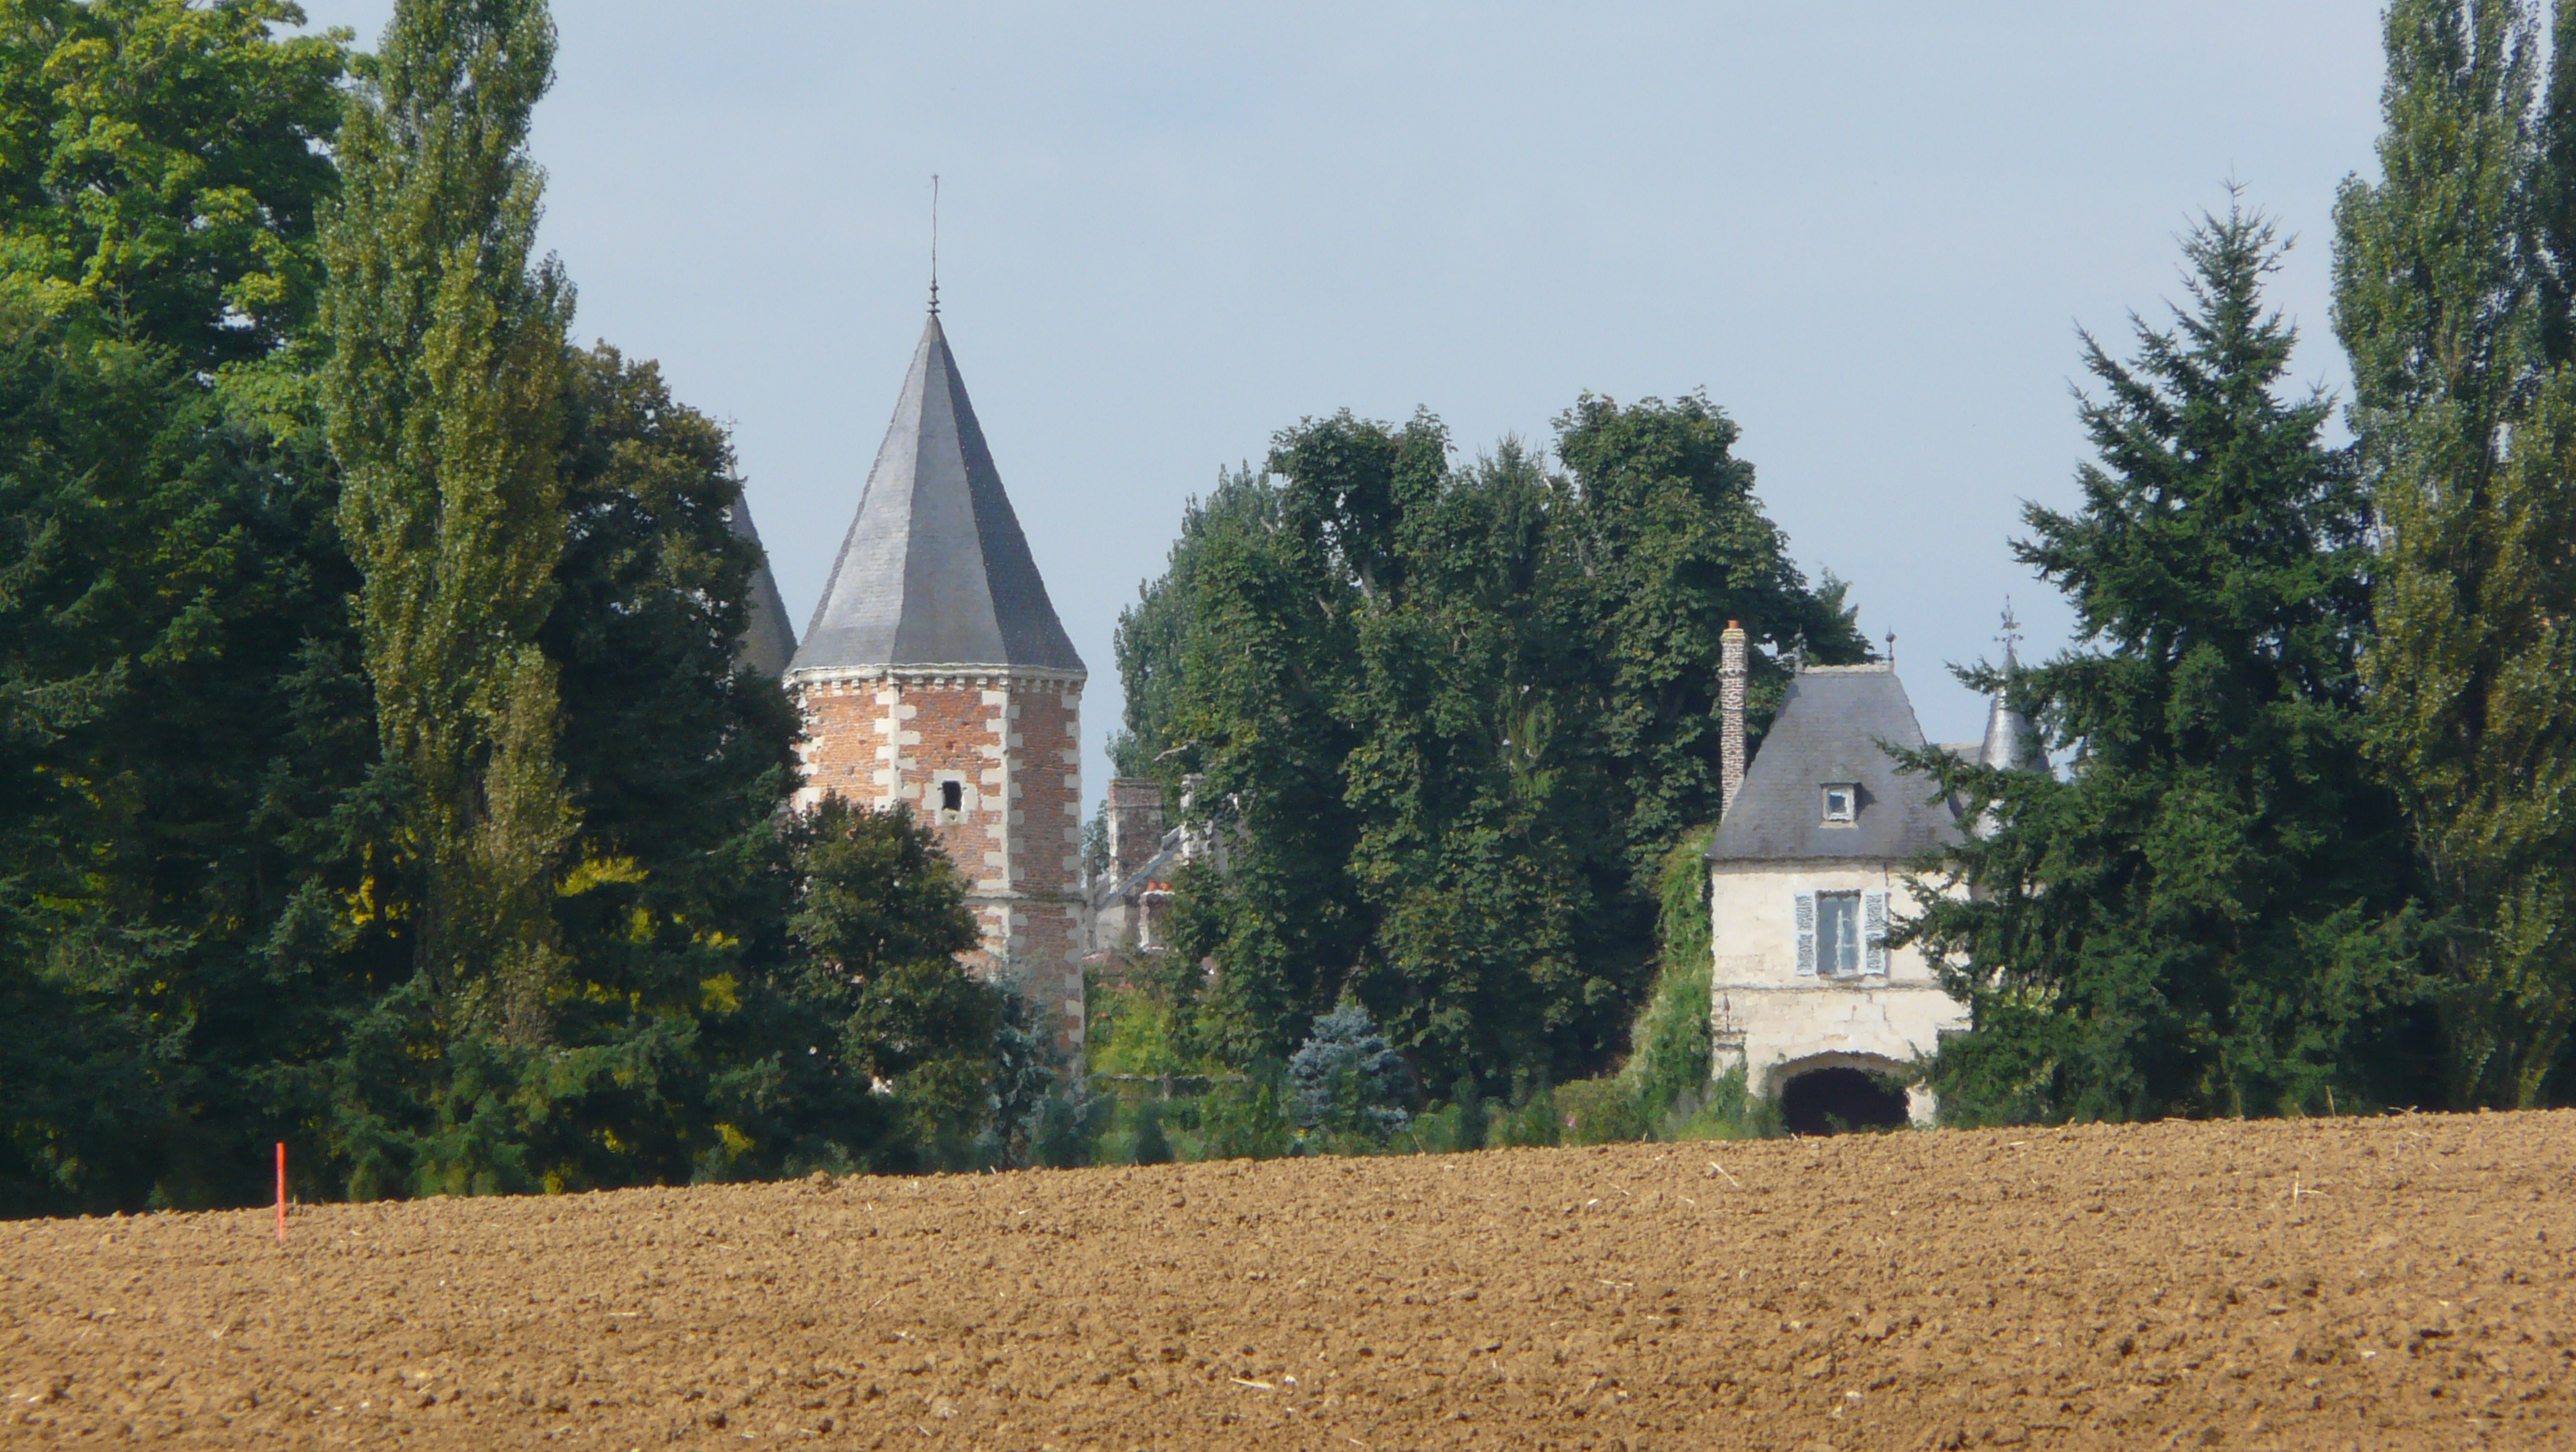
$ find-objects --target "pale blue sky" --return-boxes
[295,1,2387,797]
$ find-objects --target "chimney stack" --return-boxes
[1104,777,1166,888]
[1720,620,1748,818]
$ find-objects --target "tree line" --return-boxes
[0,0,1028,1218]
[11,0,2576,1216]
[1107,0,2576,1128]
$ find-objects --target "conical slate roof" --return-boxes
[726,496,798,679]
[1708,664,1962,863]
[1978,644,2044,771]
[788,312,1085,677]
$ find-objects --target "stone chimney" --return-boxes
[1104,777,1166,888]
[1720,620,1748,818]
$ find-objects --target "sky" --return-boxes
[294,1,2391,797]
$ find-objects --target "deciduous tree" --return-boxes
[0,0,373,1214]
[2334,0,2576,1106]
[320,0,572,1040]
[1118,399,1864,1090]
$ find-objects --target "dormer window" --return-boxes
[1822,783,1857,824]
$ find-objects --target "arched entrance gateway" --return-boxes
[1762,1050,1923,1136]
[1777,1065,1910,1136]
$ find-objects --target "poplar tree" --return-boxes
[2334,0,2576,1106]
[320,0,574,1042]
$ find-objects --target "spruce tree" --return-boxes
[319,0,574,1042]
[1900,208,2429,1123]
[2334,0,2576,1106]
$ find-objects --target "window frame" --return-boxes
[1794,888,1893,979]
[1816,890,1863,975]
[1822,782,1858,825]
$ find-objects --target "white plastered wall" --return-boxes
[1708,859,1968,1123]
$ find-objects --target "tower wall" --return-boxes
[792,667,1088,1057]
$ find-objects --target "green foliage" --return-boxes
[1024,1080,1114,1169]
[777,796,995,1169]
[0,2,384,1214]
[319,0,573,1038]
[1617,825,1717,1124]
[1286,1002,1411,1139]
[1661,1064,1770,1141]
[1128,1100,1175,1166]
[1448,1073,1487,1151]
[547,343,800,878]
[1088,982,1220,1078]
[0,0,348,367]
[1191,1066,1295,1161]
[1552,1077,1649,1145]
[2334,0,2576,1107]
[1434,822,1780,1147]
[1900,206,2433,1125]
[971,986,1070,1170]
[1481,1077,1562,1149]
[298,340,893,1197]
[1121,401,1864,1093]
[0,0,1072,1215]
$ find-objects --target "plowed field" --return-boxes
[4,1112,2573,1450]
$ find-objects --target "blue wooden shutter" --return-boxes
[1863,891,1889,975]
[1794,892,1817,975]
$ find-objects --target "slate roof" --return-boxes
[788,312,1085,677]
[1091,826,1185,911]
[1707,664,1962,863]
[727,497,798,679]
[1978,645,2045,771]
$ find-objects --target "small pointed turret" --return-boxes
[1979,607,2042,771]
[727,496,798,679]
[788,312,1084,679]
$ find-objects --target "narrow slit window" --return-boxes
[1822,784,1857,823]
[941,780,964,813]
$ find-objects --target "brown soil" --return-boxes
[3,1112,2572,1450]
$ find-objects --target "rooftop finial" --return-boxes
[1885,628,1896,664]
[928,173,940,316]
[1998,597,2022,662]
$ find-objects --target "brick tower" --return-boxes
[784,308,1088,1053]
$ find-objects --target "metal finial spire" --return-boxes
[1998,597,2023,661]
[927,174,940,315]
[1885,628,1896,664]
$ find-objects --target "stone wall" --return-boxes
[791,667,1087,1057]
[1708,858,1967,1122]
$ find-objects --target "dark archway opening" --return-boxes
[1779,1067,1908,1136]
